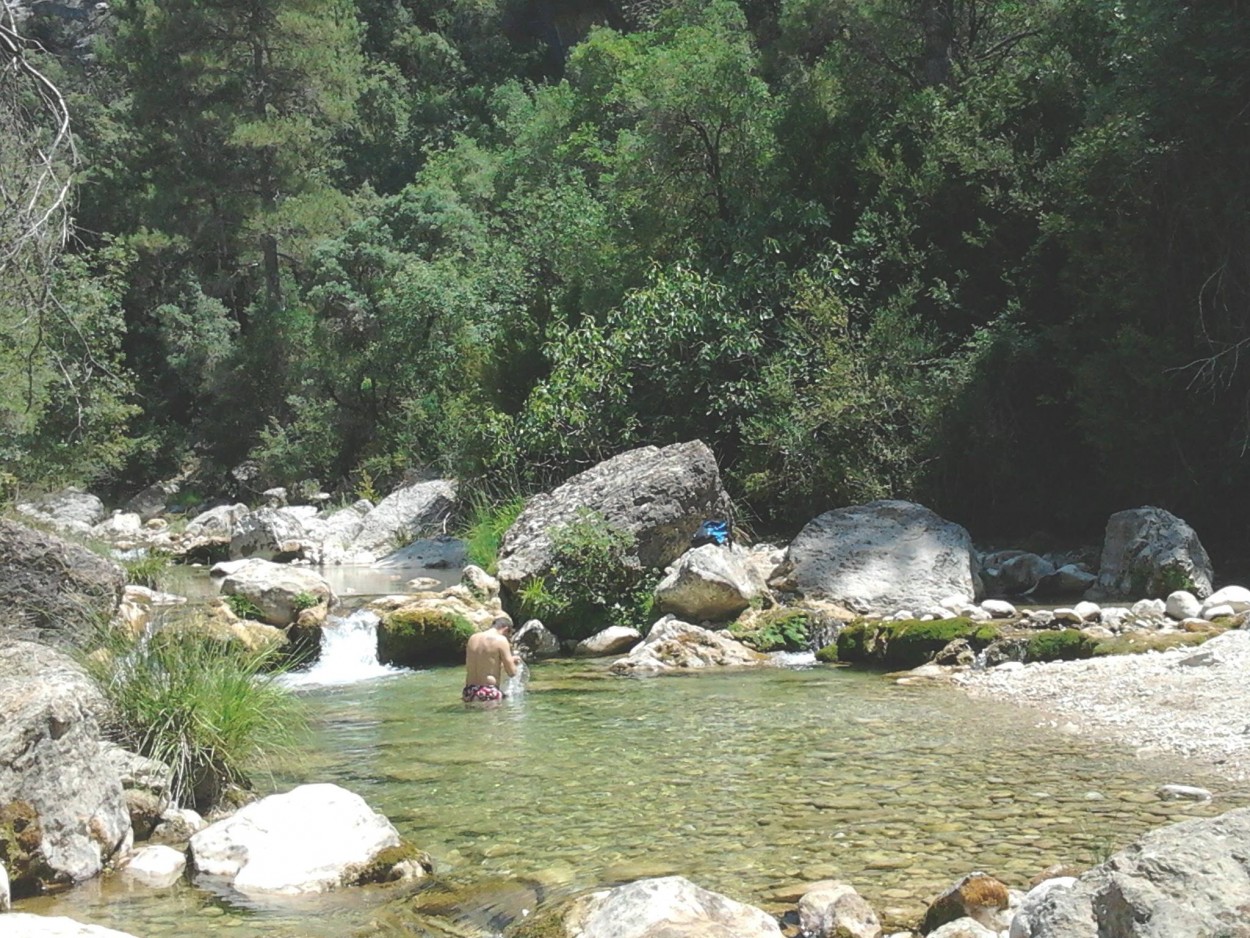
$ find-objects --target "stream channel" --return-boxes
[16,564,1249,936]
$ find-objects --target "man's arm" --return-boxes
[498,638,519,677]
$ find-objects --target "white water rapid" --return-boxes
[279,609,405,688]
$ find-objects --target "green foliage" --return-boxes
[79,625,306,810]
[122,550,172,590]
[460,493,527,574]
[1024,629,1095,663]
[378,607,477,667]
[291,592,321,613]
[835,617,1001,669]
[515,509,655,641]
[224,594,267,622]
[729,608,811,652]
[814,643,839,664]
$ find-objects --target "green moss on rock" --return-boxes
[353,841,432,885]
[728,608,811,652]
[379,608,477,667]
[1090,630,1218,657]
[1024,629,1097,663]
[834,618,1002,669]
[0,800,52,897]
[815,643,839,663]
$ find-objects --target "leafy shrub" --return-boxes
[80,625,305,810]
[378,608,477,667]
[729,608,811,652]
[224,593,266,621]
[515,509,655,641]
[291,591,321,613]
[122,550,172,590]
[460,493,527,574]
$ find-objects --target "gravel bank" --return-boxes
[954,628,1250,784]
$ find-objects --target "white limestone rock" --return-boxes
[1165,590,1202,620]
[574,626,643,658]
[798,880,882,938]
[219,559,334,626]
[122,844,187,887]
[654,544,764,622]
[564,876,784,938]
[775,500,979,613]
[980,600,1017,619]
[1203,585,1250,616]
[189,784,402,895]
[16,488,106,534]
[350,479,457,558]
[514,620,561,659]
[609,617,766,674]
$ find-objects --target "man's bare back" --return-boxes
[462,618,519,702]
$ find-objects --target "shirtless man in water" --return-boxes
[462,617,520,703]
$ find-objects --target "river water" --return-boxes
[17,609,1249,936]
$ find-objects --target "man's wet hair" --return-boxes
[493,616,513,631]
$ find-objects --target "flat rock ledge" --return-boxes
[956,628,1250,782]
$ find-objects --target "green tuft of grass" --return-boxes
[79,624,307,811]
[122,550,173,590]
[460,494,527,574]
[224,593,266,621]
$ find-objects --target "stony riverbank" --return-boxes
[955,627,1250,786]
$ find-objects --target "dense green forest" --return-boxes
[3,0,1249,550]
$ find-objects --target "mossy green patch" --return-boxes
[1090,629,1219,657]
[815,643,839,663]
[0,800,52,897]
[834,618,1002,669]
[1024,629,1096,662]
[729,607,810,652]
[353,841,432,885]
[378,608,477,667]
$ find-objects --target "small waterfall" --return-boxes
[280,609,404,688]
[504,657,529,698]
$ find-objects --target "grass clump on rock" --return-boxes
[833,617,1002,669]
[379,608,477,667]
[1090,630,1218,657]
[79,625,306,811]
[122,550,173,589]
[729,608,811,652]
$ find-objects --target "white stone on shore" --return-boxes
[1131,598,1166,618]
[0,916,140,937]
[981,599,1016,618]
[123,844,186,887]
[1202,603,1235,620]
[1009,877,1076,938]
[1073,601,1101,621]
[1157,784,1212,801]
[1166,590,1202,620]
[1204,585,1250,613]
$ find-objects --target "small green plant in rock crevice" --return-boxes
[291,591,321,613]
[224,593,266,621]
[79,624,306,811]
[515,509,656,642]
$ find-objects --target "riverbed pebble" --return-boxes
[957,628,1250,781]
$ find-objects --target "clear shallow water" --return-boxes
[21,655,1249,937]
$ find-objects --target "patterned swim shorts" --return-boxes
[462,683,504,702]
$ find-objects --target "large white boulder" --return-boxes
[349,479,457,558]
[189,784,402,895]
[775,500,979,613]
[185,504,250,539]
[564,876,784,938]
[1090,506,1213,600]
[573,626,643,658]
[798,880,881,938]
[497,441,731,594]
[654,545,764,622]
[122,844,186,887]
[219,559,334,626]
[229,507,307,560]
[0,642,132,893]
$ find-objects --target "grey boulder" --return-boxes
[1090,506,1214,600]
[774,500,979,613]
[497,440,730,594]
[0,641,131,894]
[0,519,125,645]
[654,545,764,622]
[563,876,783,938]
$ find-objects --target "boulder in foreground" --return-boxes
[189,783,423,894]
